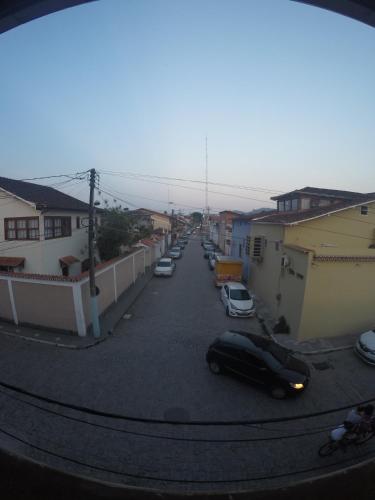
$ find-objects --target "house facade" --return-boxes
[249,187,375,340]
[218,211,239,255]
[209,215,219,246]
[0,176,92,276]
[231,216,252,282]
[130,208,171,234]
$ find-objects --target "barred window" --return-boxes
[252,236,264,258]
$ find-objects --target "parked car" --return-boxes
[204,245,215,258]
[154,258,175,277]
[177,239,186,248]
[209,251,222,270]
[355,329,375,365]
[206,330,310,399]
[221,282,255,317]
[168,247,182,259]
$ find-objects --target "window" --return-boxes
[245,236,251,255]
[285,199,291,211]
[239,244,242,258]
[301,198,310,210]
[76,216,81,228]
[275,241,280,251]
[291,199,298,210]
[278,200,285,212]
[5,217,39,240]
[252,236,264,259]
[361,206,368,216]
[44,217,71,239]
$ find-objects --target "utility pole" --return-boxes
[205,136,210,239]
[89,168,100,338]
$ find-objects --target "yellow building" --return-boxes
[249,187,375,341]
[130,208,171,234]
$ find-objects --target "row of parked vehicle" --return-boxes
[200,237,311,399]
[202,239,255,318]
[153,234,190,277]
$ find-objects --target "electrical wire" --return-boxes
[0,379,374,427]
[99,172,275,205]
[0,421,374,484]
[0,388,335,443]
[99,170,284,195]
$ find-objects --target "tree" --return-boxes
[191,211,203,225]
[96,207,131,261]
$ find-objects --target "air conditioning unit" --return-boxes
[281,255,290,268]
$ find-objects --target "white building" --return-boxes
[0,176,93,276]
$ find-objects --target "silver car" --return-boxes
[154,258,175,277]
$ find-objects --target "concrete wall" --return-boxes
[299,259,375,340]
[1,442,375,499]
[0,279,13,321]
[249,224,284,316]
[12,280,76,332]
[0,249,147,336]
[278,247,310,338]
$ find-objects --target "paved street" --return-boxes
[0,235,374,492]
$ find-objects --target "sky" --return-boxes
[1,0,375,214]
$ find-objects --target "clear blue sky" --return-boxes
[1,0,374,213]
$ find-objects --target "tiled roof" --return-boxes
[271,187,367,201]
[253,196,375,225]
[0,176,90,212]
[59,256,80,266]
[0,257,25,267]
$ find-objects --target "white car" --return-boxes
[154,258,175,277]
[168,247,182,259]
[221,282,255,318]
[355,329,375,365]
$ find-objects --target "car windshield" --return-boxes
[230,290,250,301]
[171,247,180,252]
[158,262,171,267]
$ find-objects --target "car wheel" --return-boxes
[209,360,222,374]
[271,387,287,399]
[226,306,230,317]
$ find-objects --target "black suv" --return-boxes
[206,331,310,399]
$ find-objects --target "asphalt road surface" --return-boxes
[0,235,374,493]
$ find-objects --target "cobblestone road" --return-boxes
[0,236,374,492]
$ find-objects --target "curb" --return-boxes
[0,328,106,350]
[256,316,354,356]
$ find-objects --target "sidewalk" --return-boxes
[0,268,154,349]
[254,296,357,356]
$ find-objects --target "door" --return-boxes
[237,351,269,385]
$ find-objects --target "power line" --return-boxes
[99,172,275,205]
[99,170,284,195]
[0,379,374,427]
[0,388,333,445]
